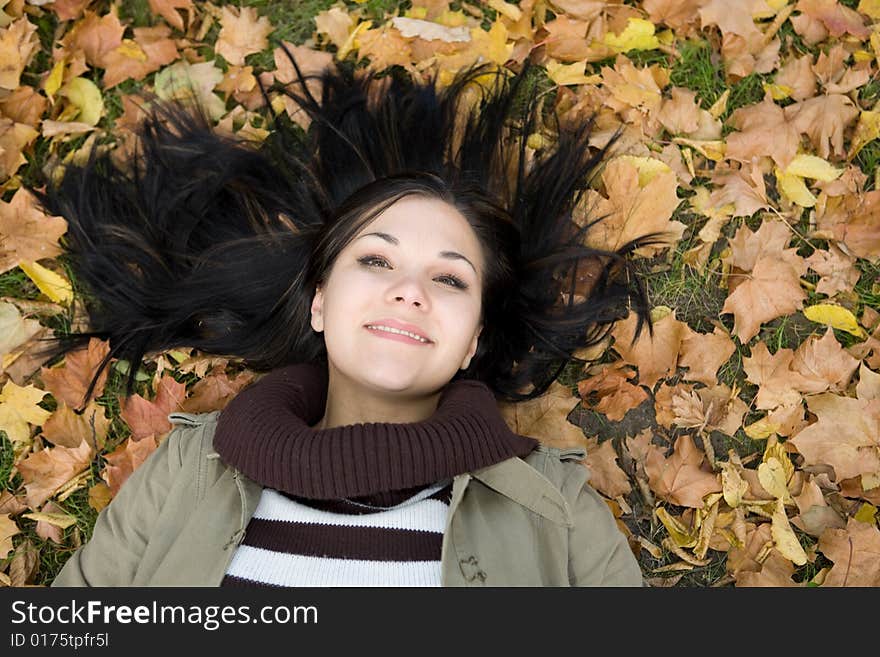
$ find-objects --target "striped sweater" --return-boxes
[222,482,453,587]
[213,362,539,587]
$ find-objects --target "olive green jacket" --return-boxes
[53,412,644,587]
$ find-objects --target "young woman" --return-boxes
[40,49,662,586]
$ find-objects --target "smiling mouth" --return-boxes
[364,325,432,345]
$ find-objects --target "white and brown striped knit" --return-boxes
[212,362,539,588]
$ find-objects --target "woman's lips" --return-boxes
[365,326,432,346]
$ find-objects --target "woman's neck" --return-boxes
[312,374,445,429]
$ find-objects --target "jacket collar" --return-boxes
[220,450,576,530]
[468,456,575,527]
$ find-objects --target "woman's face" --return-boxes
[310,195,484,398]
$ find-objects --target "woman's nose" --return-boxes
[390,276,428,308]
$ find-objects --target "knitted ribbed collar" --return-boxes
[212,362,539,500]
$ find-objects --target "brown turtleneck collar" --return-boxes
[212,362,539,500]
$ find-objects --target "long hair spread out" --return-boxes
[34,49,667,407]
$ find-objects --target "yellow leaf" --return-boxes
[763,441,794,482]
[59,77,104,127]
[853,502,877,525]
[488,0,522,21]
[848,110,880,160]
[763,82,792,100]
[771,498,807,565]
[470,20,513,65]
[437,10,467,27]
[0,380,51,446]
[22,511,77,529]
[858,0,880,19]
[44,58,65,99]
[775,168,816,207]
[784,154,843,182]
[0,514,20,560]
[615,155,672,187]
[656,506,698,548]
[744,417,779,439]
[602,18,661,53]
[720,461,749,507]
[18,261,73,304]
[764,0,789,12]
[339,20,372,62]
[758,457,793,502]
[545,60,601,86]
[115,38,148,62]
[673,138,726,161]
[803,303,866,337]
[853,49,874,63]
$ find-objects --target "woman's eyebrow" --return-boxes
[355,231,477,275]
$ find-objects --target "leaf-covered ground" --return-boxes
[1,0,879,587]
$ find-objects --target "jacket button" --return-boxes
[459,556,487,583]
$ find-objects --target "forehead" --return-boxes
[354,196,482,263]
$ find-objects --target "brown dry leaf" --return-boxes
[790,326,860,394]
[147,0,194,32]
[16,439,94,508]
[722,251,808,344]
[611,308,689,389]
[0,16,39,91]
[576,361,648,421]
[357,22,416,74]
[657,86,701,135]
[643,0,703,30]
[47,0,91,21]
[272,43,336,130]
[0,187,67,275]
[40,401,110,451]
[707,166,772,218]
[679,325,736,386]
[0,380,51,447]
[813,190,880,263]
[600,55,665,118]
[796,0,871,39]
[0,491,27,516]
[102,435,159,497]
[0,118,39,181]
[0,300,42,356]
[645,435,722,507]
[30,500,70,544]
[583,437,632,498]
[818,518,880,586]
[542,15,593,62]
[0,513,19,559]
[61,8,125,68]
[743,341,816,409]
[804,244,861,296]
[498,380,586,450]
[102,25,180,88]
[653,381,693,428]
[314,6,355,50]
[39,337,110,409]
[783,93,859,160]
[789,393,880,482]
[0,85,48,127]
[856,362,880,401]
[9,538,39,587]
[182,366,255,413]
[2,326,56,386]
[728,521,772,576]
[726,93,799,168]
[88,481,112,513]
[215,6,272,66]
[120,373,186,440]
[774,53,817,101]
[735,549,799,586]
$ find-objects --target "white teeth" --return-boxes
[366,325,428,343]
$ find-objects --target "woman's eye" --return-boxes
[357,255,468,290]
[358,255,390,269]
